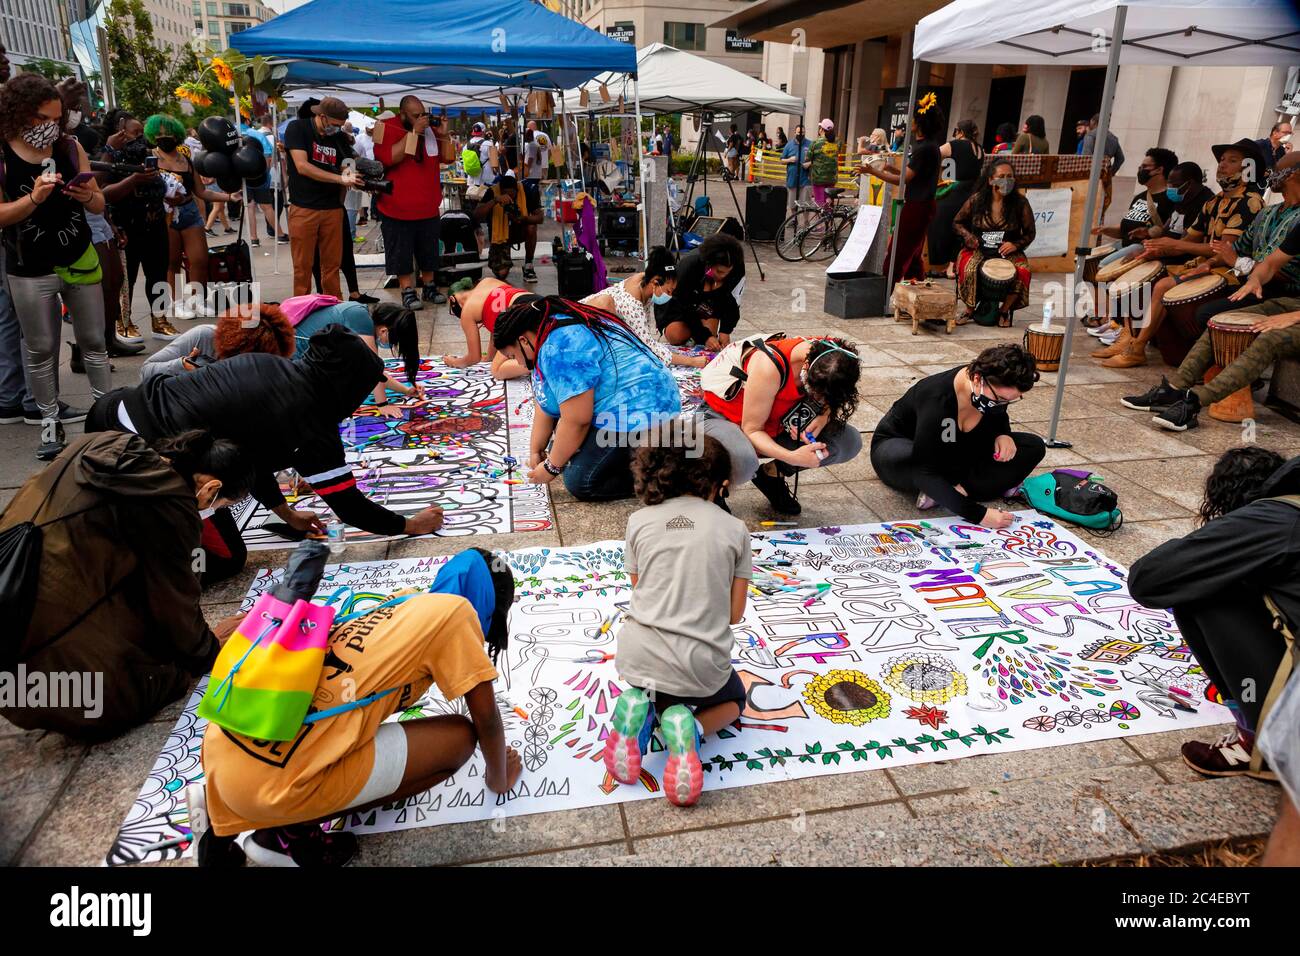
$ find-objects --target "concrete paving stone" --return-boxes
[0,730,86,801]
[1171,414,1295,457]
[908,762,1165,819]
[1110,777,1282,850]
[1091,517,1197,569]
[1123,721,1235,761]
[888,737,1140,796]
[1029,417,1206,463]
[622,765,900,837]
[1105,456,1218,513]
[877,340,982,367]
[469,841,632,866]
[728,481,879,528]
[17,719,172,866]
[357,804,625,865]
[1052,464,1194,520]
[1,790,55,866]
[847,477,958,521]
[550,495,641,544]
[855,364,928,396]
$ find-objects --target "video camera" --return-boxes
[352,157,393,196]
[89,157,158,176]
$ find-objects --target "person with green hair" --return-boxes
[443,275,532,380]
[147,113,235,329]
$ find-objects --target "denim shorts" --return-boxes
[171,200,204,232]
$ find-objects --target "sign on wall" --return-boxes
[1023,187,1072,258]
[607,23,635,44]
[725,30,763,53]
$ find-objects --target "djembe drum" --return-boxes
[1108,260,1166,322]
[1206,312,1262,423]
[1083,244,1119,284]
[1163,273,1228,327]
[1024,324,1066,371]
[978,257,1018,301]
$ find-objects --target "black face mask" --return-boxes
[969,376,1007,415]
[448,296,463,319]
[155,137,177,153]
[121,138,147,162]
[1136,168,1154,185]
[520,338,537,372]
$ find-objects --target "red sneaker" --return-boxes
[1181,730,1276,781]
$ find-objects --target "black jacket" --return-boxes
[1129,457,1300,630]
[656,246,745,342]
[117,325,406,536]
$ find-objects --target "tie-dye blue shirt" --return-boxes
[533,323,681,432]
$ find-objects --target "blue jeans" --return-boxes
[1099,242,1143,267]
[0,248,37,413]
[562,427,634,501]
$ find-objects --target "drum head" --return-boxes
[1090,243,1118,258]
[980,258,1017,281]
[1165,273,1227,303]
[1096,258,1137,283]
[1027,324,1065,337]
[1111,260,1164,292]
[1209,311,1261,331]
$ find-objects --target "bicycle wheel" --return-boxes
[775,213,806,262]
[799,212,835,261]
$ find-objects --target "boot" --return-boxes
[1091,328,1132,359]
[1101,342,1148,369]
[69,343,116,374]
[116,315,144,343]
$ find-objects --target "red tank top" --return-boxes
[480,286,532,332]
[704,337,807,436]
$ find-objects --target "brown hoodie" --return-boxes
[0,432,217,740]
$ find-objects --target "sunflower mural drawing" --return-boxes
[802,670,891,726]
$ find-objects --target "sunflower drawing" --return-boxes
[803,670,891,726]
[882,653,968,705]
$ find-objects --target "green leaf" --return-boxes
[864,740,880,750]
[905,745,921,753]
[798,755,814,764]
[942,729,960,738]
[837,740,855,751]
[930,740,947,751]
[876,746,892,760]
[971,724,988,736]
[808,741,823,754]
[756,747,773,758]
[821,752,840,765]
[747,759,762,770]
[891,737,908,747]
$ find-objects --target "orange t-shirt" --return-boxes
[704,337,807,436]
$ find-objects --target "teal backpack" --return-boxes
[1020,468,1122,532]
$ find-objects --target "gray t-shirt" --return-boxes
[617,495,752,698]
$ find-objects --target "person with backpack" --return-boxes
[492,295,681,501]
[191,546,519,867]
[0,429,250,740]
[0,73,113,461]
[697,335,863,514]
[1129,447,1300,780]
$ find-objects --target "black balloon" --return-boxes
[231,141,267,179]
[200,150,234,179]
[216,173,243,194]
[198,116,239,154]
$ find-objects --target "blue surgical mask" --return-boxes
[1165,185,1185,203]
[651,291,672,306]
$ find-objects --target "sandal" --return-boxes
[997,310,1013,328]
[955,311,973,326]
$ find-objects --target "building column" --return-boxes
[848,40,885,138]
[950,64,993,137]
[1021,64,1072,148]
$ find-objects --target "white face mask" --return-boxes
[22,120,60,149]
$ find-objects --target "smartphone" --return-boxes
[144,155,159,170]
[62,171,97,190]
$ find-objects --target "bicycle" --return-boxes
[774,187,856,263]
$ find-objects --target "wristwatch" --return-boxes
[1233,256,1256,277]
[542,458,565,476]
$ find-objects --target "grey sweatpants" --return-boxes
[695,407,864,487]
[7,272,110,420]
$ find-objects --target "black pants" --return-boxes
[313,209,359,295]
[201,506,247,587]
[871,432,1046,502]
[1172,598,1286,731]
[123,216,170,318]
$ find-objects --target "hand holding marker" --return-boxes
[805,430,827,461]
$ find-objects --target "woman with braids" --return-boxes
[697,336,864,515]
[951,157,1036,327]
[871,344,1044,529]
[0,429,251,740]
[583,245,708,368]
[492,295,682,501]
[1129,447,1300,782]
[146,113,236,321]
[861,92,946,283]
[193,546,519,868]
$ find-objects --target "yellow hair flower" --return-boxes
[802,670,890,726]
[917,92,938,115]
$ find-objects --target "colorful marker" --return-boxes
[804,430,828,461]
[759,520,798,527]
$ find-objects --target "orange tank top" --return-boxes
[704,337,807,436]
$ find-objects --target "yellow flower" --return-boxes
[211,57,234,89]
[802,670,890,725]
[882,653,967,705]
[917,92,938,115]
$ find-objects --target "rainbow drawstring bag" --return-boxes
[198,541,336,741]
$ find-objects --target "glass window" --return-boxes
[207,2,217,13]
[663,22,706,51]
[225,2,251,15]
[228,21,250,32]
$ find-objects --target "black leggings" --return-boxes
[123,216,170,317]
[1172,599,1286,731]
[871,432,1046,515]
[313,209,359,295]
[200,506,248,588]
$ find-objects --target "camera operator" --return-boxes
[283,96,359,298]
[374,95,454,310]
[473,171,542,281]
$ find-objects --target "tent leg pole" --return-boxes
[1045,3,1127,449]
[558,89,572,250]
[634,75,648,262]
[883,59,920,306]
[271,101,280,276]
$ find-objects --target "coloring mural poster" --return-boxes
[108,515,1228,865]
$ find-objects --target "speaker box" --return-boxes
[555,248,595,298]
[824,272,888,319]
[691,215,744,241]
[745,184,788,241]
[599,206,639,240]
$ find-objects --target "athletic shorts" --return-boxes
[380,215,441,277]
[523,178,541,214]
[246,184,275,206]
[639,669,746,714]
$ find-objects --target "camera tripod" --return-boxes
[674,112,765,280]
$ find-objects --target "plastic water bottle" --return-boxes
[325,519,346,556]
[1041,300,1053,330]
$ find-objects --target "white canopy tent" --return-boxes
[902,0,1300,446]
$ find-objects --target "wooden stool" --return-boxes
[892,281,957,335]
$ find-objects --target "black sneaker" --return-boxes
[1121,376,1181,411]
[251,238,261,247]
[68,343,115,375]
[752,468,801,515]
[351,292,380,304]
[522,264,538,283]
[401,287,423,311]
[24,402,87,426]
[421,285,446,305]
[1153,391,1200,431]
[185,782,246,867]
[0,405,25,425]
[245,823,359,867]
[276,234,290,244]
[36,420,66,462]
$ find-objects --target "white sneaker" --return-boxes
[172,302,196,320]
[1098,328,1121,346]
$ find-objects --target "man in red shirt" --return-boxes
[374,96,456,310]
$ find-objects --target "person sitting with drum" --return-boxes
[951,158,1035,327]
[1096,139,1268,369]
[1125,159,1300,430]
[1089,147,1178,269]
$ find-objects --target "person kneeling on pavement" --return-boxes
[1129,447,1300,780]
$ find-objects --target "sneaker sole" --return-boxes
[243,838,300,868]
[603,691,652,785]
[1152,414,1193,432]
[661,708,703,807]
[1120,398,1166,411]
[1180,753,1256,779]
[0,415,24,425]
